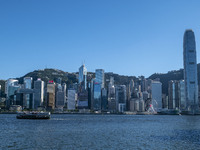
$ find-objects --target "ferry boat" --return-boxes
[16,112,51,119]
[157,109,180,115]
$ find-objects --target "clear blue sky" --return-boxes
[1,0,200,80]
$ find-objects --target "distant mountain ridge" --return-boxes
[1,63,200,96]
[149,63,200,95]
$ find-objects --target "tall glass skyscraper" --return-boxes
[95,69,105,88]
[93,82,101,110]
[78,64,87,90]
[183,29,199,113]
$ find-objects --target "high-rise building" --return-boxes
[79,64,87,90]
[24,77,32,89]
[168,80,179,109]
[6,84,20,108]
[151,81,162,111]
[183,29,199,112]
[67,89,77,110]
[24,77,32,109]
[5,79,19,97]
[95,69,105,88]
[77,90,88,109]
[168,80,186,110]
[93,82,101,110]
[33,78,44,109]
[46,81,56,110]
[101,88,108,111]
[108,77,116,112]
[56,90,65,109]
[179,80,186,110]
[116,85,126,112]
[62,83,67,103]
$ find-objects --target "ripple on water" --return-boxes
[1,114,200,150]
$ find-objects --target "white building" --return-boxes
[33,78,44,109]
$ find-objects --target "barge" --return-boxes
[16,112,51,119]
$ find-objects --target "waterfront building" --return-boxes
[24,77,32,109]
[93,82,101,110]
[108,77,117,112]
[77,90,88,109]
[179,80,186,110]
[33,79,44,109]
[134,100,139,112]
[79,64,87,90]
[5,79,18,97]
[62,83,67,103]
[168,80,178,109]
[151,81,162,110]
[183,29,199,112]
[95,69,105,88]
[162,94,168,109]
[56,84,65,110]
[46,81,56,110]
[116,85,126,112]
[139,99,145,112]
[129,98,145,112]
[101,88,108,111]
[6,84,20,108]
[168,80,186,110]
[17,88,34,109]
[130,99,135,112]
[67,89,77,110]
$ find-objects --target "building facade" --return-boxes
[33,78,44,109]
[183,29,199,112]
[151,81,162,111]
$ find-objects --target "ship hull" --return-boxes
[16,112,51,119]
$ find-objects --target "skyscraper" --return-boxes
[93,82,101,110]
[108,77,116,112]
[67,89,77,110]
[95,69,105,88]
[151,81,162,111]
[78,64,87,90]
[46,81,56,110]
[101,88,108,111]
[183,29,199,112]
[5,79,19,97]
[116,85,126,112]
[91,69,105,111]
[24,77,32,89]
[24,77,32,109]
[33,78,44,109]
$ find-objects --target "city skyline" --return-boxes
[1,0,200,79]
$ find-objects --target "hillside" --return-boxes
[149,63,200,95]
[1,63,200,96]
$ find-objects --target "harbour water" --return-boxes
[1,114,200,150]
